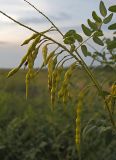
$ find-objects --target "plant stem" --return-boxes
[75,35,93,51]
[75,50,102,93]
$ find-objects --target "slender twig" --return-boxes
[90,59,95,67]
[56,55,71,67]
[75,50,102,92]
[75,35,93,51]
[62,57,75,66]
[24,0,64,37]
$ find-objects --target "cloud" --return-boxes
[18,12,71,24]
[0,41,9,45]
[0,0,22,6]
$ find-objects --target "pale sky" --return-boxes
[0,0,115,68]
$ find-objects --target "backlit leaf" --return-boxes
[87,19,98,31]
[103,13,113,24]
[92,11,102,23]
[81,45,90,57]
[64,36,75,44]
[108,23,116,30]
[74,34,83,42]
[93,30,103,37]
[64,30,76,38]
[99,1,107,17]
[81,24,92,36]
[109,5,116,13]
[93,37,104,46]
[107,40,116,50]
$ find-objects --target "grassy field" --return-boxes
[0,68,116,160]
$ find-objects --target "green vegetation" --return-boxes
[0,69,116,160]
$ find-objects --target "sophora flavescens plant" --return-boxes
[0,1,116,159]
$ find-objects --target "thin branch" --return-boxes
[75,35,93,51]
[62,57,75,66]
[24,0,64,37]
[90,59,95,67]
[56,55,71,67]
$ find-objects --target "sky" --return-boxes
[0,0,115,68]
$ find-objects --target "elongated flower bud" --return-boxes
[75,93,83,156]
[42,45,48,65]
[21,33,39,46]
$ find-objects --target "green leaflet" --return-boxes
[93,30,103,37]
[81,45,90,57]
[93,37,104,46]
[92,11,102,23]
[64,36,75,45]
[70,44,76,53]
[64,30,77,44]
[99,1,107,17]
[107,40,116,50]
[108,23,116,30]
[109,5,116,13]
[64,30,76,38]
[103,13,113,24]
[64,29,83,44]
[74,33,83,42]
[81,24,92,36]
[87,19,98,31]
